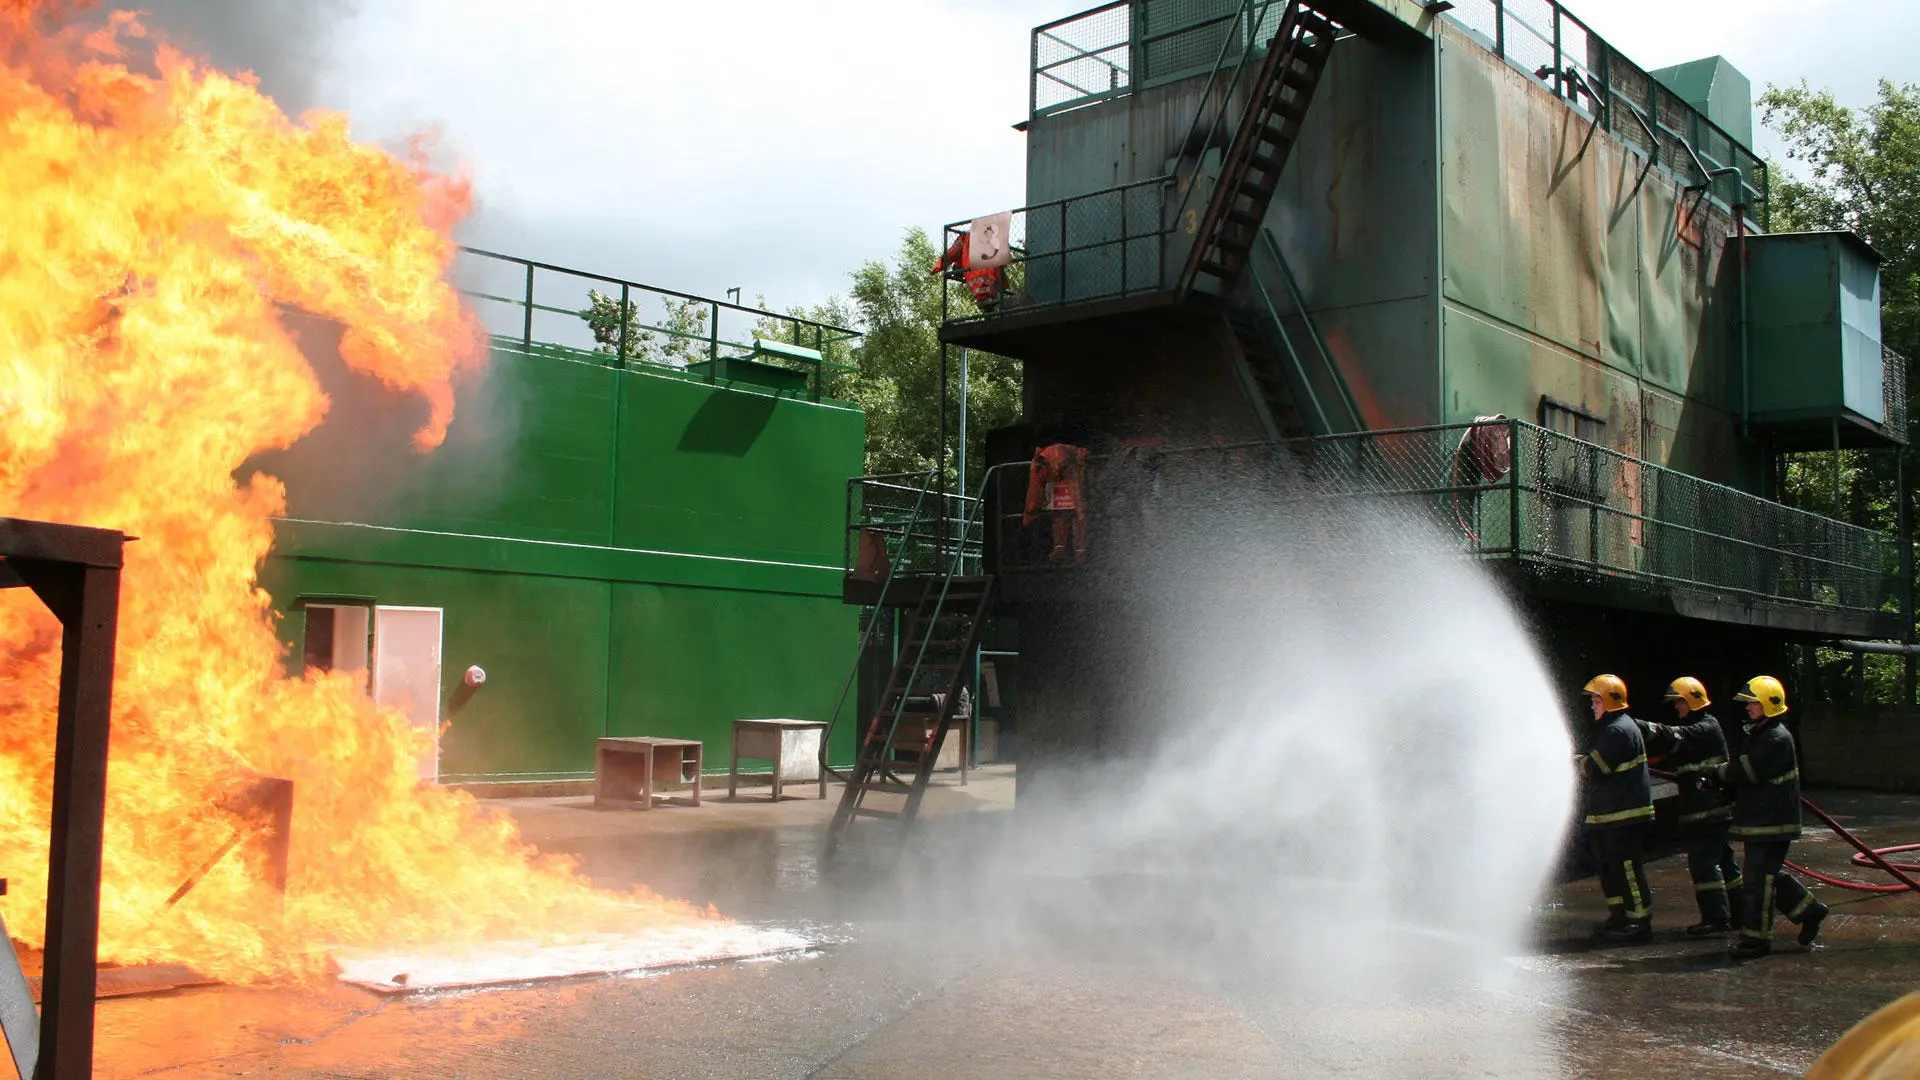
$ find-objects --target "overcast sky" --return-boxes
[142,0,1920,324]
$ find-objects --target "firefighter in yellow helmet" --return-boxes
[1721,675,1829,960]
[1638,677,1745,935]
[1579,674,1655,943]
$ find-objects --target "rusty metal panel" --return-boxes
[1268,32,1439,428]
[1435,20,1754,482]
[1441,303,1640,458]
[1438,29,1610,374]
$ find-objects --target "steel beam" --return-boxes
[0,517,126,1080]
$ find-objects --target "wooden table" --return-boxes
[729,719,828,800]
[595,737,703,810]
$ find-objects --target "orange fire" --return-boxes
[0,4,712,981]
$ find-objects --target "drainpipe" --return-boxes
[1739,216,1751,442]
[957,348,971,504]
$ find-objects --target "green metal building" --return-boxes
[256,251,865,788]
[843,0,1912,786]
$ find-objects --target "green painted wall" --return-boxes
[1435,21,1758,489]
[251,320,864,781]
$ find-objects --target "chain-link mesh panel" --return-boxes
[982,422,1897,617]
[1138,0,1248,86]
[944,176,1173,325]
[1034,2,1133,115]
[1499,0,1556,84]
[1443,0,1500,49]
[848,474,980,579]
[1886,346,1910,442]
[1434,1,1768,225]
[1510,425,1897,612]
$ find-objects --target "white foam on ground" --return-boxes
[333,923,813,994]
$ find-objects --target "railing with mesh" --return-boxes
[1026,1,1768,228]
[940,175,1178,325]
[1438,0,1767,228]
[454,246,862,397]
[846,474,983,580]
[975,421,1896,615]
[1032,0,1289,117]
[1885,346,1910,441]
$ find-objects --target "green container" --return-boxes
[1744,231,1886,441]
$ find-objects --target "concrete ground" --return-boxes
[89,768,1920,1078]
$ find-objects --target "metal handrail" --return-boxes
[1164,0,1290,285]
[456,246,862,396]
[820,471,939,782]
[1434,0,1768,227]
[865,463,1010,772]
[977,421,1895,613]
[1246,227,1362,434]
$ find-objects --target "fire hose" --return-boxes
[1651,768,1920,895]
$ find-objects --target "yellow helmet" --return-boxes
[1804,989,1920,1079]
[1665,677,1711,710]
[1583,674,1629,711]
[1733,675,1789,717]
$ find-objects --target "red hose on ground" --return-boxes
[1789,797,1920,895]
[1649,767,1920,894]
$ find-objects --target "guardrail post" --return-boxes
[1494,0,1504,59]
[1508,419,1521,556]
[615,283,630,369]
[706,302,719,382]
[1550,5,1564,99]
[522,263,535,350]
[1587,441,1600,566]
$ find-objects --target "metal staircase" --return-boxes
[1227,227,1362,439]
[824,479,998,861]
[1182,2,1339,296]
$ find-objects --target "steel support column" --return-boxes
[0,517,127,1080]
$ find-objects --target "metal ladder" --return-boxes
[1182,1,1339,295]
[824,495,996,860]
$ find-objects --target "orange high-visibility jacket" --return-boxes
[934,233,1004,306]
[1024,443,1088,525]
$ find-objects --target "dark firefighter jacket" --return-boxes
[1722,717,1801,840]
[1642,712,1734,828]
[1581,711,1654,829]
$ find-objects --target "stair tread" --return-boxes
[852,781,914,795]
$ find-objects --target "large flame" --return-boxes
[0,4,711,981]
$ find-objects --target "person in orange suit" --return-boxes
[932,231,1006,312]
[1024,443,1088,563]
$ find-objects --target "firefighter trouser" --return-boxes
[1685,830,1744,925]
[1592,825,1652,923]
[1739,840,1819,941]
[1047,510,1086,563]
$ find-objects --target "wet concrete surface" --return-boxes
[90,772,1920,1078]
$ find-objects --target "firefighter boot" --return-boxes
[1729,936,1772,961]
[1797,901,1830,948]
[1685,919,1732,937]
[1599,919,1652,945]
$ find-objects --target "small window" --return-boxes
[302,603,370,682]
[1539,396,1606,444]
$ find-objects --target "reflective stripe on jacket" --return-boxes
[1725,717,1801,840]
[1657,711,1735,827]
[1582,711,1654,829]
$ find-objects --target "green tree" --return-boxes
[1761,80,1920,701]
[761,228,1021,486]
[579,290,711,368]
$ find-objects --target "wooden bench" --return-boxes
[595,737,703,810]
[729,719,828,800]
